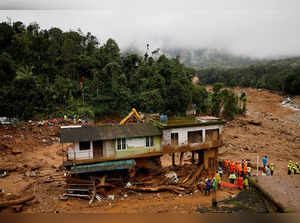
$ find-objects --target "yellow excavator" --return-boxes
[119,108,143,125]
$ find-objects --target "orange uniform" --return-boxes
[237,177,244,190]
[225,160,229,171]
[230,161,235,173]
[243,165,248,175]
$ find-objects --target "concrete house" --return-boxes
[158,116,225,169]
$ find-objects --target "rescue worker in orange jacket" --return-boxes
[237,176,244,190]
[230,161,235,173]
[225,160,229,173]
[243,164,248,176]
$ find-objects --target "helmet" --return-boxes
[289,160,293,163]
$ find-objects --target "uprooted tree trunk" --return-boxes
[185,165,204,186]
[0,195,35,208]
[126,185,190,194]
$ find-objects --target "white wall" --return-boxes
[68,141,93,160]
[162,125,222,146]
[127,137,146,148]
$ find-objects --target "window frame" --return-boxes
[116,138,127,151]
[146,136,154,147]
[79,141,90,151]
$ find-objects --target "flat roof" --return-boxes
[152,118,226,129]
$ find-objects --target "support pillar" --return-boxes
[172,153,176,166]
[179,152,184,166]
[191,151,195,164]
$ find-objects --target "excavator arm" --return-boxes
[120,108,142,125]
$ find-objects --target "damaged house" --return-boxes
[60,116,225,175]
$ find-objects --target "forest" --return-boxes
[196,57,300,95]
[0,21,245,120]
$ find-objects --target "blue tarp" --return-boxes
[71,159,136,174]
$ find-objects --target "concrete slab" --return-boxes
[252,176,300,212]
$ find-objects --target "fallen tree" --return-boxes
[0,195,35,208]
[126,185,189,194]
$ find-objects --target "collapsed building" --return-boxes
[60,116,225,175]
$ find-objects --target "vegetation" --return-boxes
[0,21,244,120]
[196,58,300,95]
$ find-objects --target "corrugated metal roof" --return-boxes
[70,159,136,174]
[60,123,161,143]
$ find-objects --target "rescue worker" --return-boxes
[265,165,271,176]
[243,164,248,176]
[229,172,236,184]
[225,160,229,173]
[64,114,67,121]
[237,176,244,190]
[293,162,300,174]
[237,162,242,176]
[212,178,218,193]
[204,179,212,196]
[243,177,249,190]
[230,160,234,173]
[218,166,223,177]
[262,156,268,168]
[247,166,251,176]
[269,163,275,176]
[288,160,294,175]
[215,171,221,189]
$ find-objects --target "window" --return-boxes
[171,133,179,145]
[79,141,90,150]
[205,129,219,141]
[117,138,126,151]
[146,136,154,147]
[188,130,203,144]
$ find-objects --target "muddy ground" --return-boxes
[0,88,299,213]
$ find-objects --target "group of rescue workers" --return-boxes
[203,159,251,196]
[288,160,300,175]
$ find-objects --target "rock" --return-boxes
[165,171,179,185]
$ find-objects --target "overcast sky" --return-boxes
[1,0,300,58]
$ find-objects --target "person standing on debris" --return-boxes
[269,163,275,176]
[288,160,294,175]
[225,160,229,173]
[265,165,271,176]
[215,171,221,188]
[204,179,212,196]
[64,114,67,121]
[262,156,268,168]
[212,178,218,193]
[243,177,249,190]
[218,166,223,177]
[247,165,251,176]
[237,176,244,190]
[243,163,248,176]
[230,161,235,173]
[294,162,300,174]
[229,172,236,184]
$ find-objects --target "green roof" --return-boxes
[151,118,226,129]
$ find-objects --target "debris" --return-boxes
[165,171,179,185]
[59,195,68,201]
[126,185,188,194]
[0,171,8,178]
[185,165,204,186]
[107,195,115,200]
[11,204,23,213]
[0,194,35,208]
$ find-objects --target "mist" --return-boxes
[1,0,300,58]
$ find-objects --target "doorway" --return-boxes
[93,140,103,158]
